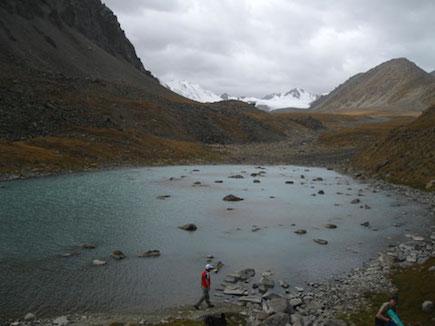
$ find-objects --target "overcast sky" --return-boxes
[102,0,435,97]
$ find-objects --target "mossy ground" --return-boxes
[339,257,435,326]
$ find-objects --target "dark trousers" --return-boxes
[195,287,211,307]
[375,317,386,326]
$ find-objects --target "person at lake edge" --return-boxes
[375,295,399,325]
[194,264,214,310]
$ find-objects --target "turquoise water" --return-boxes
[0,165,430,318]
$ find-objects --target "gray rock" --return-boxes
[285,181,294,184]
[351,199,360,204]
[278,280,289,289]
[111,250,126,260]
[77,243,95,249]
[223,285,248,296]
[53,316,69,326]
[295,229,307,234]
[92,259,106,265]
[178,224,197,231]
[289,298,303,308]
[262,298,292,315]
[422,300,434,313]
[24,313,36,321]
[229,175,244,179]
[239,296,263,305]
[156,195,171,200]
[324,224,337,229]
[261,312,289,326]
[295,286,304,292]
[361,222,370,227]
[258,276,275,289]
[210,261,224,273]
[137,250,161,257]
[313,238,328,245]
[223,194,244,201]
[254,179,261,183]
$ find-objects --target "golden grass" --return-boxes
[0,128,222,176]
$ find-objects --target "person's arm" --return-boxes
[376,311,390,322]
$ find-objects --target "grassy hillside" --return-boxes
[352,105,435,189]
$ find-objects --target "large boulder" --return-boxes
[422,300,434,313]
[261,313,289,326]
[178,224,197,231]
[262,298,293,315]
[223,194,244,201]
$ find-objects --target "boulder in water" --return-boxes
[313,238,328,245]
[223,194,244,201]
[137,250,161,258]
[178,224,197,231]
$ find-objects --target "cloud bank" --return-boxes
[103,0,435,97]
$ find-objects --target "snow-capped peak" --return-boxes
[163,80,319,110]
[164,80,222,103]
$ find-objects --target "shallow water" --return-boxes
[0,165,430,318]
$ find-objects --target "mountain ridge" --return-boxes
[309,58,435,113]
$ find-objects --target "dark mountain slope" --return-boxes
[310,58,435,113]
[0,0,303,178]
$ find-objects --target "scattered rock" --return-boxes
[77,243,95,249]
[253,179,261,183]
[229,175,244,179]
[278,280,289,289]
[295,286,304,292]
[223,285,248,296]
[261,312,289,326]
[178,224,197,231]
[324,224,337,229]
[294,229,307,234]
[314,177,324,181]
[285,181,294,184]
[223,194,244,201]
[62,252,80,257]
[351,199,360,204]
[137,250,161,257]
[429,266,435,272]
[289,298,303,308]
[92,259,106,266]
[318,190,325,194]
[24,313,36,321]
[239,296,262,305]
[211,261,224,273]
[193,182,201,185]
[262,298,292,315]
[364,204,372,209]
[111,250,126,260]
[215,180,223,183]
[422,300,433,313]
[53,316,69,326]
[156,195,171,200]
[361,222,370,227]
[258,276,275,289]
[313,238,328,245]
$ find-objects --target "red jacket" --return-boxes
[201,271,210,288]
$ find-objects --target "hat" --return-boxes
[392,295,399,302]
[205,264,214,270]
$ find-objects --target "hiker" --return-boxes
[375,295,399,326]
[194,264,214,309]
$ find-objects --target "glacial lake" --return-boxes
[0,165,431,319]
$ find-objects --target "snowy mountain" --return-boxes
[163,80,319,110]
[164,80,222,103]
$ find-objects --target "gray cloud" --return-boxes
[103,0,435,97]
